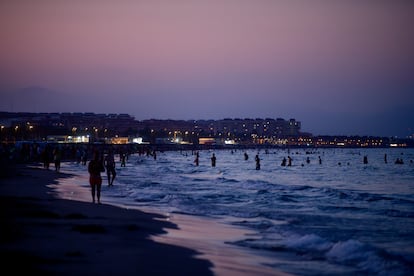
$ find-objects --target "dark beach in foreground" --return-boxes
[0,164,291,276]
[0,164,215,275]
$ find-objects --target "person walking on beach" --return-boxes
[211,153,216,167]
[88,150,105,204]
[81,149,87,165]
[104,150,116,186]
[41,145,51,170]
[53,147,62,172]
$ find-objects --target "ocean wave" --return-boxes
[326,239,412,275]
[234,232,413,275]
[284,233,333,252]
[217,177,239,183]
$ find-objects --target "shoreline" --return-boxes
[55,164,291,276]
[0,164,291,276]
[0,164,213,275]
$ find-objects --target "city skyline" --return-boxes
[1,1,413,137]
[2,111,411,148]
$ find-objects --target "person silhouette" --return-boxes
[88,150,105,204]
[255,154,260,170]
[120,152,126,167]
[104,150,116,186]
[53,146,62,172]
[194,151,199,166]
[211,153,216,167]
[41,145,51,170]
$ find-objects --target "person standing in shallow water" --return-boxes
[255,154,261,170]
[211,153,216,167]
[88,150,105,204]
[120,151,126,167]
[194,151,199,166]
[104,150,116,186]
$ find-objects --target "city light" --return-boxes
[1,112,412,147]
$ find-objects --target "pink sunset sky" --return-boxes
[1,0,413,136]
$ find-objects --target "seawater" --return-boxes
[63,148,414,275]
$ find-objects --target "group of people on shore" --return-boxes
[39,145,62,172]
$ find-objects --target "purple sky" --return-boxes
[1,0,413,137]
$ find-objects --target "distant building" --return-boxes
[1,111,304,145]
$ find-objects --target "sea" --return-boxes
[58,147,414,276]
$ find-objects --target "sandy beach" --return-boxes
[0,164,215,275]
[0,164,290,276]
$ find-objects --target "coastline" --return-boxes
[0,164,213,275]
[0,164,291,276]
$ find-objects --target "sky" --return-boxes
[1,0,413,137]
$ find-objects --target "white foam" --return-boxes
[283,233,333,252]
